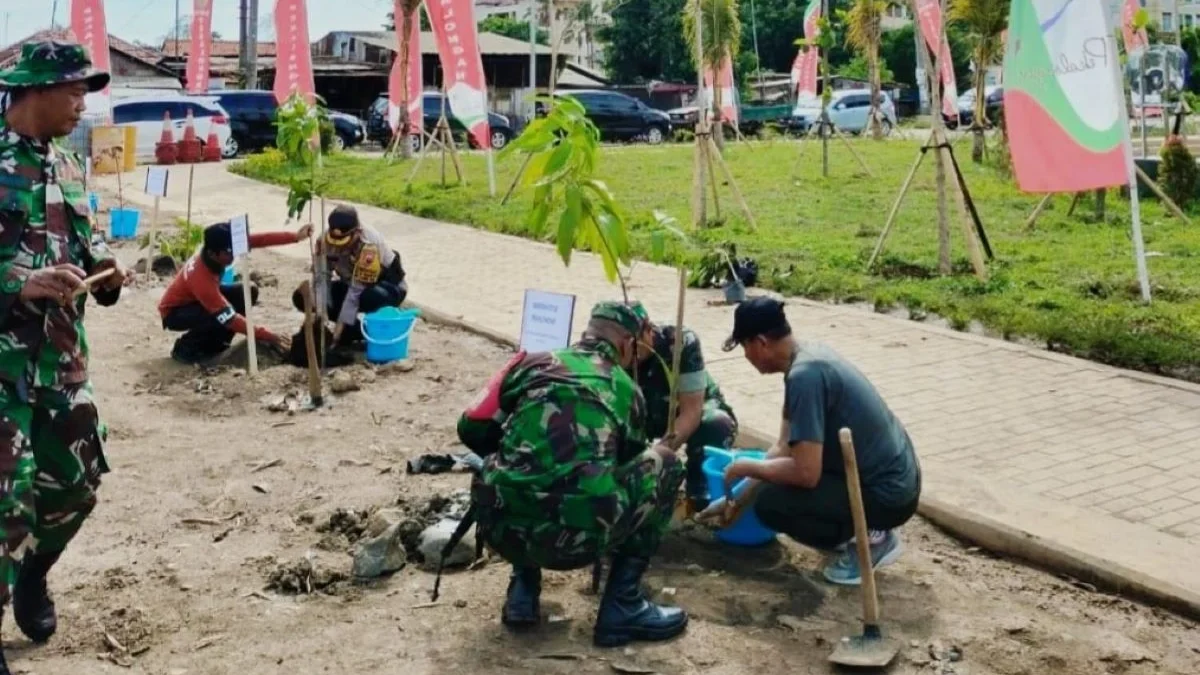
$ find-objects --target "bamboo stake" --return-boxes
[708,133,758,231]
[946,145,987,280]
[299,280,323,406]
[866,136,929,270]
[1134,164,1191,223]
[703,140,722,220]
[501,153,533,205]
[665,265,688,439]
[1023,193,1053,231]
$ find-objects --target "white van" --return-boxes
[111,95,236,159]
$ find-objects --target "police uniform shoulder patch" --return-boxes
[353,243,382,284]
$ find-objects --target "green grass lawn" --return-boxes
[232,138,1200,380]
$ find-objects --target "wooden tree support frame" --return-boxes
[791,111,874,178]
[692,120,758,230]
[405,93,465,187]
[866,129,993,280]
[298,280,324,407]
[1025,165,1192,231]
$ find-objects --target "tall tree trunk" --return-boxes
[549,0,560,94]
[970,47,987,163]
[712,71,725,151]
[869,39,882,139]
[399,10,414,159]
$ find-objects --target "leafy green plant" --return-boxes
[1159,135,1198,209]
[501,94,633,296]
[141,218,205,262]
[275,94,331,219]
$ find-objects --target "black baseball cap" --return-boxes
[722,297,789,351]
[328,205,360,235]
[203,221,233,254]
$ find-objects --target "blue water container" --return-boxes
[702,447,777,547]
[361,306,421,364]
[109,208,140,240]
[221,266,236,285]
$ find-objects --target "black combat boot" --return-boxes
[13,551,60,643]
[500,566,541,627]
[593,556,688,647]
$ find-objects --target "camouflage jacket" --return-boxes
[636,325,732,439]
[458,340,648,532]
[0,117,116,392]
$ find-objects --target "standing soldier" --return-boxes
[0,42,127,673]
[457,302,688,647]
[632,304,737,511]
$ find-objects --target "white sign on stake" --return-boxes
[519,290,577,353]
[229,214,250,258]
[144,166,169,198]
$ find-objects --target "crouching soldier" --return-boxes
[291,205,407,347]
[456,302,688,647]
[0,40,130,673]
[632,303,737,511]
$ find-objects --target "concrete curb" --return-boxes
[410,300,1200,622]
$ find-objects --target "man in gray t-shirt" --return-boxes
[699,297,921,586]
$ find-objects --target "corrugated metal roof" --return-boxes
[348,31,575,57]
[0,29,174,74]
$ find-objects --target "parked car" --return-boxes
[666,101,792,136]
[111,95,235,159]
[329,111,366,150]
[197,89,279,156]
[945,85,1003,129]
[366,93,514,150]
[538,90,672,144]
[785,89,898,136]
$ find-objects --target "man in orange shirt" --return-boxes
[158,220,309,364]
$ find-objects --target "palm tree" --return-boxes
[396,0,423,159]
[683,0,741,146]
[840,0,887,139]
[948,0,1009,163]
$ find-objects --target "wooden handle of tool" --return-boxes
[839,427,880,625]
[299,281,323,404]
[73,268,116,296]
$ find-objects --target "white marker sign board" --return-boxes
[144,166,169,198]
[229,214,250,258]
[519,290,577,353]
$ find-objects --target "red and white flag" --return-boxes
[790,0,821,103]
[425,0,491,148]
[1121,0,1148,54]
[914,0,957,120]
[185,0,214,94]
[388,2,423,134]
[69,0,112,118]
[273,0,316,104]
[702,57,738,125]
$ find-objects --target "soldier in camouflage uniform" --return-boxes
[631,303,737,511]
[0,41,126,673]
[457,302,688,647]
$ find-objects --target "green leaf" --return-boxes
[650,231,666,263]
[557,184,584,265]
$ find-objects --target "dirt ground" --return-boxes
[9,244,1199,675]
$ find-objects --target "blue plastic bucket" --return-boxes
[88,192,99,214]
[361,306,421,364]
[109,208,140,240]
[220,266,236,285]
[703,447,777,547]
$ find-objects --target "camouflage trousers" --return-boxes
[477,451,686,570]
[682,402,738,499]
[0,381,109,606]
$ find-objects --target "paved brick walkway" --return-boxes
[93,163,1200,604]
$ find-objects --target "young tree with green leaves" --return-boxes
[838,0,887,138]
[947,0,1009,162]
[683,0,742,145]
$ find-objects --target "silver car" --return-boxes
[790,88,898,136]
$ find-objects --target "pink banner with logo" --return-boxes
[186,0,214,93]
[273,0,316,104]
[790,0,821,102]
[69,0,112,117]
[914,0,957,120]
[1121,0,1148,54]
[425,0,491,148]
[703,57,738,124]
[388,2,423,134]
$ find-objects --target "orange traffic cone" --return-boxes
[177,108,202,163]
[154,111,178,165]
[203,117,223,162]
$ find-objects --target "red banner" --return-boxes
[703,57,738,125]
[425,0,491,148]
[273,0,316,104]
[388,2,423,134]
[914,0,957,120]
[186,0,214,94]
[1121,0,1148,54]
[790,0,822,102]
[69,0,112,117]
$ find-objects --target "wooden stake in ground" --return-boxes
[142,166,169,283]
[298,280,323,406]
[229,214,257,376]
[405,92,464,187]
[146,196,160,283]
[186,163,195,226]
[791,114,874,177]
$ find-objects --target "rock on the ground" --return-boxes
[377,360,416,376]
[417,518,476,569]
[329,370,362,394]
[365,507,406,538]
[352,523,408,578]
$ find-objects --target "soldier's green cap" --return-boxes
[0,40,110,92]
[590,301,649,335]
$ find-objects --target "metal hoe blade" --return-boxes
[828,624,899,669]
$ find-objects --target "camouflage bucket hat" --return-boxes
[591,301,649,336]
[0,41,110,92]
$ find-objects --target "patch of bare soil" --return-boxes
[11,246,1198,675]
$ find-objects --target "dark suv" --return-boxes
[538,90,671,144]
[201,90,278,156]
[367,93,514,150]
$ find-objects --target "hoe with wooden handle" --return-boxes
[829,427,900,669]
